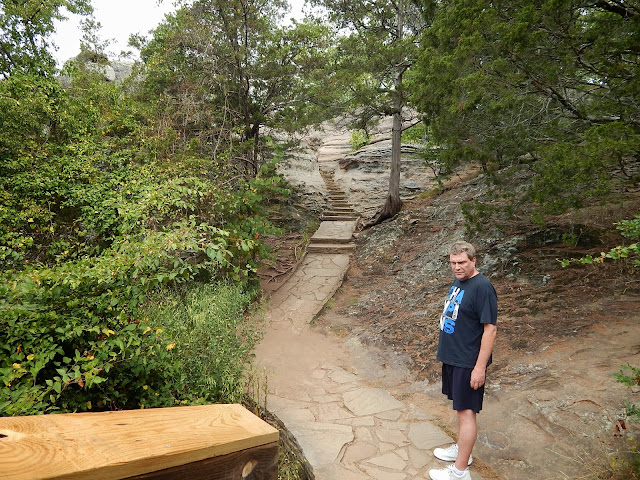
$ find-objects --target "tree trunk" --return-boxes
[364,109,403,227]
[363,1,405,228]
[250,123,260,177]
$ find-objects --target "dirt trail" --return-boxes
[257,157,496,478]
[275,118,640,479]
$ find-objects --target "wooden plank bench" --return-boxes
[0,404,279,479]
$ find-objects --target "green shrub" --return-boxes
[616,365,640,420]
[0,225,235,414]
[146,281,262,404]
[349,129,370,151]
[561,215,640,268]
[0,43,288,417]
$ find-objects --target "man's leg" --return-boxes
[455,409,476,471]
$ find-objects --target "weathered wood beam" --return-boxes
[0,404,279,480]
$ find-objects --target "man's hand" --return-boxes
[470,366,486,390]
[471,323,497,390]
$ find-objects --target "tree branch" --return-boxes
[592,0,638,17]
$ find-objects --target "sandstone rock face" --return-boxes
[58,58,135,88]
[110,60,133,81]
[285,116,436,221]
[334,139,433,219]
[87,62,116,81]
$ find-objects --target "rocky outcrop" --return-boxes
[291,117,436,221]
[58,58,134,88]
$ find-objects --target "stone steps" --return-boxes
[306,169,359,254]
[320,215,359,222]
[307,242,356,254]
[323,211,358,217]
[321,173,358,214]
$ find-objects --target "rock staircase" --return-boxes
[306,168,359,254]
[319,169,359,222]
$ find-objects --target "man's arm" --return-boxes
[470,323,497,390]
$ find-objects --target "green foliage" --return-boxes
[619,216,640,241]
[146,282,261,404]
[530,123,640,215]
[0,0,92,76]
[0,221,256,415]
[401,122,450,176]
[561,215,640,268]
[616,365,640,420]
[605,446,640,480]
[278,447,307,480]
[311,0,432,222]
[0,43,288,415]
[607,365,640,479]
[349,129,370,151]
[412,0,640,227]
[312,0,429,127]
[138,0,335,177]
[401,122,427,144]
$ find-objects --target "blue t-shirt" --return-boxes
[436,273,497,368]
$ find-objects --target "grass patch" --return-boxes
[278,446,307,480]
[147,281,263,404]
[593,445,640,480]
[151,284,311,479]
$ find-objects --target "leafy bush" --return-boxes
[0,223,253,414]
[561,215,640,267]
[146,281,262,404]
[349,129,370,151]
[616,365,640,420]
[0,61,287,415]
[595,365,640,479]
[529,123,640,215]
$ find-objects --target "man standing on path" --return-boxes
[429,241,498,480]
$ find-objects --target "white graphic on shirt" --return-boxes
[440,285,465,334]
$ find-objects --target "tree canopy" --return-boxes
[0,0,92,76]
[0,0,294,415]
[139,0,335,177]
[412,0,639,225]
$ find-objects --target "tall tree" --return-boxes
[0,0,92,76]
[310,0,429,226]
[413,0,640,224]
[139,0,334,177]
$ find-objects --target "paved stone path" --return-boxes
[254,128,488,479]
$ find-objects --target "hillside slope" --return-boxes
[327,176,640,479]
[276,121,640,479]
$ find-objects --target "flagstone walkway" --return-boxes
[254,129,488,480]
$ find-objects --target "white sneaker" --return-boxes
[429,464,472,480]
[433,444,473,465]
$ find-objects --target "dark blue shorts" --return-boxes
[441,363,485,413]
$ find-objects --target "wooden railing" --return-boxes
[0,404,279,479]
